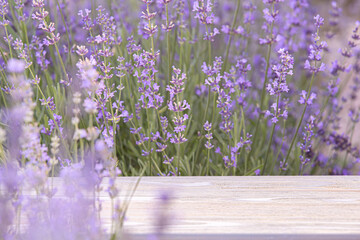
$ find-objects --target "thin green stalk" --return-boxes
[271,117,287,175]
[55,0,72,64]
[102,49,118,158]
[54,44,69,82]
[40,19,68,82]
[0,47,8,64]
[129,119,160,174]
[246,3,275,163]
[205,24,212,63]
[206,148,210,175]
[262,123,276,175]
[89,113,95,170]
[74,139,78,163]
[177,142,180,174]
[176,95,181,175]
[4,26,13,58]
[239,106,247,173]
[227,132,232,164]
[8,0,20,31]
[262,94,280,174]
[187,0,192,32]
[80,138,84,164]
[166,4,172,84]
[203,85,211,123]
[211,93,217,125]
[284,72,316,167]
[202,25,213,123]
[146,108,152,175]
[147,4,155,56]
[223,0,241,72]
[0,89,7,109]
[179,24,184,69]
[246,33,273,163]
[31,72,72,161]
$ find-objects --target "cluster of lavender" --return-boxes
[1,0,360,236]
[0,0,359,175]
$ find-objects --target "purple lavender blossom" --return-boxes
[267,49,293,96]
[7,58,25,73]
[265,49,293,123]
[223,134,252,168]
[203,121,214,149]
[193,0,214,25]
[298,91,316,105]
[304,15,327,73]
[299,116,316,168]
[134,50,163,109]
[259,0,284,45]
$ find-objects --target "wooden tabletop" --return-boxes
[19,176,360,239]
[112,176,360,239]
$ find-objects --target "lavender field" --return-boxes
[0,0,360,238]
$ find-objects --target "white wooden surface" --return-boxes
[111,176,360,238]
[20,176,360,239]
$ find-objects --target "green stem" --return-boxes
[55,0,72,64]
[206,148,210,175]
[262,94,280,175]
[4,26,13,58]
[284,72,316,167]
[203,86,211,123]
[54,44,68,82]
[246,33,273,163]
[31,71,72,161]
[272,117,287,175]
[146,108,152,175]
[211,92,217,124]
[262,123,276,175]
[205,24,212,63]
[147,4,155,56]
[223,0,241,72]
[166,4,171,84]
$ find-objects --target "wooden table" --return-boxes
[19,176,360,239]
[113,176,360,239]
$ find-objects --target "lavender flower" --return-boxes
[7,58,25,73]
[298,90,316,105]
[326,1,342,39]
[299,116,316,168]
[193,0,214,25]
[134,50,163,109]
[304,15,327,73]
[267,49,293,96]
[0,0,9,26]
[203,57,223,93]
[203,121,213,149]
[259,0,284,45]
[193,0,218,42]
[83,98,98,114]
[264,49,293,123]
[223,134,252,168]
[165,67,190,145]
[39,97,56,111]
[12,38,32,68]
[32,1,61,46]
[78,9,94,31]
[140,1,158,39]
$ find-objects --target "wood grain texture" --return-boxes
[106,176,360,238]
[21,176,360,239]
